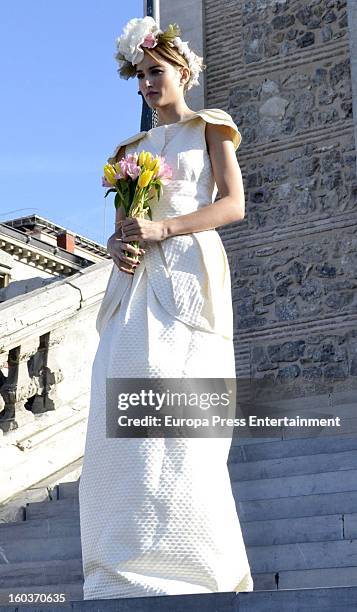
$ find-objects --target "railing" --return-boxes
[0,259,113,505]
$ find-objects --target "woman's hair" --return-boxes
[139,42,204,95]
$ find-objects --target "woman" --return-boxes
[79,16,254,600]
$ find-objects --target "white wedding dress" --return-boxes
[78,108,254,600]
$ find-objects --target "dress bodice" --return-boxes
[97,109,242,340]
[108,108,241,220]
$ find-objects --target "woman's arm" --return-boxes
[115,204,126,232]
[162,123,244,238]
[120,123,245,243]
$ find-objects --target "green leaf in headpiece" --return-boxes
[159,23,181,44]
[118,61,136,80]
[114,50,136,79]
[115,51,127,62]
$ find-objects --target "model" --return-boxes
[79,16,254,600]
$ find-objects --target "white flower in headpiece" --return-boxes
[172,37,204,89]
[116,16,161,67]
[114,17,205,89]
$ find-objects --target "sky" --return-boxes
[0,2,144,246]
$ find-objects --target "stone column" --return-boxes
[159,0,206,111]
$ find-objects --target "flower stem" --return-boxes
[125,190,146,261]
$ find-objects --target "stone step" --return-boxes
[0,517,80,541]
[24,488,357,525]
[228,435,357,462]
[237,490,357,522]
[59,438,357,499]
[0,486,55,524]
[23,474,357,528]
[0,558,83,587]
[0,559,274,595]
[247,538,357,574]
[57,481,80,500]
[251,565,357,590]
[0,460,83,525]
[1,532,356,575]
[0,558,272,594]
[232,467,357,501]
[242,512,357,546]
[0,570,355,603]
[21,439,357,507]
[2,511,356,547]
[276,566,357,590]
[228,449,357,481]
[0,586,356,611]
[0,536,82,564]
[0,557,272,595]
[39,466,357,509]
[58,447,357,496]
[25,498,79,520]
[239,586,357,612]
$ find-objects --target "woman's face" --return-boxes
[135,52,188,107]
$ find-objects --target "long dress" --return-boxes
[78,108,254,600]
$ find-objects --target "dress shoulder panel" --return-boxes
[107,131,147,164]
[195,108,242,151]
[106,108,241,164]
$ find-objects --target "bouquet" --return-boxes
[102,151,172,261]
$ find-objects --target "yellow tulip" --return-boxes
[144,152,153,168]
[103,164,117,186]
[149,158,160,174]
[138,169,154,188]
[138,151,146,166]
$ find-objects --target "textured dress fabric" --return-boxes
[78,108,254,600]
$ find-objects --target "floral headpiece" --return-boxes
[114,17,205,90]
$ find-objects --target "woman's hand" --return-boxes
[121,218,166,244]
[107,231,145,275]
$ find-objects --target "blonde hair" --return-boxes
[141,41,198,95]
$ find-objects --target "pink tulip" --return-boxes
[116,159,128,180]
[126,153,138,164]
[126,161,140,180]
[157,162,173,185]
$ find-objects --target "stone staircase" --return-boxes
[0,433,357,610]
[231,434,357,591]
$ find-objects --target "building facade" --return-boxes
[0,215,109,301]
[160,0,357,420]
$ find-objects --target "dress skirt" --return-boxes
[78,260,254,599]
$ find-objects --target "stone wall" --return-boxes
[204,0,357,409]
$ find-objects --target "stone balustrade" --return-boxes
[0,259,113,505]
